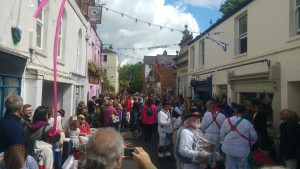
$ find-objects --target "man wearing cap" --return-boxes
[220,105,257,169]
[175,110,208,169]
[157,99,173,161]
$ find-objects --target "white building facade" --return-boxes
[102,48,119,93]
[188,0,300,131]
[0,0,89,125]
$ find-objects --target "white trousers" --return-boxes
[225,154,248,169]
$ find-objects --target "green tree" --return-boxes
[219,0,245,15]
[119,62,143,94]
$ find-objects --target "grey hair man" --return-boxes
[0,95,25,152]
[82,127,157,169]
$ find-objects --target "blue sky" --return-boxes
[164,0,224,33]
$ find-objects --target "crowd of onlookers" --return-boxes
[0,92,299,169]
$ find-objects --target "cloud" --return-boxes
[97,0,200,65]
[175,0,225,9]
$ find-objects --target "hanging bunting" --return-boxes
[148,45,169,50]
[102,6,200,34]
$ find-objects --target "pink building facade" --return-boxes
[86,22,102,101]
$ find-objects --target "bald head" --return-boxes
[84,128,124,169]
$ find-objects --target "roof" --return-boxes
[144,56,156,64]
[102,48,117,54]
[188,0,253,45]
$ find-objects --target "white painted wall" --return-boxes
[103,51,119,92]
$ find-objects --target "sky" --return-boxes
[96,0,224,67]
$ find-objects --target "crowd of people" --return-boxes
[0,92,299,169]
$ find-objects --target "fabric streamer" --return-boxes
[33,0,67,136]
[205,36,228,52]
[148,45,169,50]
[154,63,162,78]
[33,0,48,19]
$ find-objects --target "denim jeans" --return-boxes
[55,151,62,169]
[130,112,138,131]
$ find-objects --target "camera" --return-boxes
[124,148,134,157]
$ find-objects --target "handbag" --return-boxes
[111,114,120,124]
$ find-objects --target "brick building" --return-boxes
[143,50,177,95]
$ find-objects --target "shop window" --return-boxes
[104,55,107,62]
[239,92,273,128]
[0,74,22,117]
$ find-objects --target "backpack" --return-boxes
[146,106,153,116]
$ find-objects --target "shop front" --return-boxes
[190,76,212,103]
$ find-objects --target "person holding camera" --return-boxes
[82,127,157,169]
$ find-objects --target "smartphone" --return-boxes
[124,148,134,157]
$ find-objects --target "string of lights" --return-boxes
[102,6,200,34]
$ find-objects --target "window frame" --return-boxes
[57,21,63,59]
[199,40,205,66]
[238,13,248,54]
[296,0,300,34]
[190,46,195,69]
[36,0,43,49]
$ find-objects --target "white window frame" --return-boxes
[296,0,300,34]
[57,21,63,59]
[238,13,247,54]
[199,40,205,66]
[190,46,195,69]
[36,0,43,49]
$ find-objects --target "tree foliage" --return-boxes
[219,0,245,15]
[119,62,143,94]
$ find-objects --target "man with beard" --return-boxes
[175,110,210,169]
[20,104,33,128]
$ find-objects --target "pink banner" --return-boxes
[33,0,67,136]
[154,63,163,78]
[33,0,49,19]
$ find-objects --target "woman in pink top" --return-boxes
[141,97,157,142]
[104,101,117,127]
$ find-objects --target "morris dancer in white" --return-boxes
[175,110,209,169]
[220,105,257,169]
[201,100,226,168]
[157,99,173,161]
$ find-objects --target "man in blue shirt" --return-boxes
[0,95,25,152]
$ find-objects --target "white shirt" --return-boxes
[158,109,173,133]
[201,111,226,134]
[220,116,257,157]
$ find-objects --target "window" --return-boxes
[238,14,247,54]
[104,55,107,62]
[104,69,107,76]
[0,74,22,117]
[296,0,300,34]
[199,40,205,66]
[76,30,82,72]
[57,21,63,59]
[36,0,43,48]
[190,46,195,69]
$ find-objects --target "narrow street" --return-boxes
[121,127,176,169]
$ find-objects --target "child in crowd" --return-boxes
[34,129,61,169]
[0,144,38,169]
[122,108,130,132]
[68,117,80,147]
